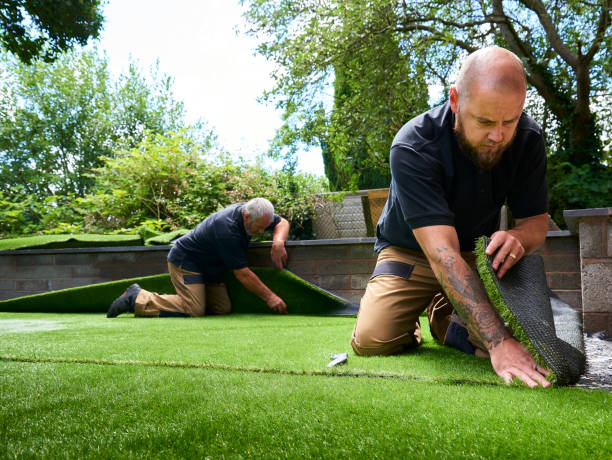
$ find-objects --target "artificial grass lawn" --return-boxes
[1,313,610,459]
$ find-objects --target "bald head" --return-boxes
[455,46,526,102]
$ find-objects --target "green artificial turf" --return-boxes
[474,237,554,384]
[0,268,355,315]
[0,274,175,313]
[0,229,189,251]
[0,234,143,251]
[143,228,189,245]
[0,313,609,459]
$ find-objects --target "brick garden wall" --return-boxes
[1,233,583,320]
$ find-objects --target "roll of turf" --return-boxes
[474,236,586,385]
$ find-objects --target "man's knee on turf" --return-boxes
[351,328,417,356]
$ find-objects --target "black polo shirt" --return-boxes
[168,203,281,282]
[375,102,548,253]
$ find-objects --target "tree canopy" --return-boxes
[242,0,612,218]
[0,48,194,197]
[0,0,104,63]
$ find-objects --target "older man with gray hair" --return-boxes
[107,197,290,318]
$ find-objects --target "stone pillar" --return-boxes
[564,208,612,336]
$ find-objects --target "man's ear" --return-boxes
[449,87,459,114]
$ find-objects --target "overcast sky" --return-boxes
[97,0,325,176]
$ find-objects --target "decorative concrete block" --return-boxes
[541,254,580,273]
[15,254,54,266]
[546,272,581,290]
[347,243,377,259]
[538,236,579,255]
[351,274,370,290]
[315,260,376,275]
[55,253,95,265]
[552,290,582,310]
[581,262,612,312]
[94,252,137,265]
[583,312,611,335]
[15,279,52,291]
[578,218,604,259]
[0,257,16,277]
[286,260,315,276]
[314,275,350,290]
[0,279,13,290]
[289,245,349,261]
[14,264,72,280]
[608,221,612,258]
[50,278,104,291]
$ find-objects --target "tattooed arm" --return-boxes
[413,225,550,388]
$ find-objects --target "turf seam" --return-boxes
[0,355,503,387]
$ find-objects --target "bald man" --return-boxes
[351,47,551,388]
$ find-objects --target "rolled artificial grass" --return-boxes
[0,234,143,251]
[0,268,357,316]
[0,313,609,459]
[142,228,189,245]
[224,268,358,315]
[474,236,586,386]
[0,229,190,252]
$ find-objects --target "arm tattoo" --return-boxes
[433,246,510,350]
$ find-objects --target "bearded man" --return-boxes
[351,46,551,388]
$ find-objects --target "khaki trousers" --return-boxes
[135,262,231,317]
[351,246,485,356]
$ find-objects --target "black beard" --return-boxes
[454,116,514,171]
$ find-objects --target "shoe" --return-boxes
[444,322,476,355]
[107,283,141,318]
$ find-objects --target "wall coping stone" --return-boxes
[0,232,571,257]
[564,207,612,234]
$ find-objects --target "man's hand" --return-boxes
[486,213,548,279]
[233,267,288,314]
[489,337,551,387]
[266,293,287,314]
[271,241,288,269]
[486,230,525,279]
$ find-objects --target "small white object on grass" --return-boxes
[327,353,348,367]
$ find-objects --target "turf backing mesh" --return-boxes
[475,236,586,385]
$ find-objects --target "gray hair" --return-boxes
[243,197,274,223]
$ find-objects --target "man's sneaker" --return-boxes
[444,321,476,355]
[106,283,141,318]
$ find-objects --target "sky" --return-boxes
[97,0,325,176]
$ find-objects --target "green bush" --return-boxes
[0,131,329,241]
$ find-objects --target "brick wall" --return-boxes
[1,234,583,316]
[565,208,612,335]
[537,231,582,309]
[0,246,169,300]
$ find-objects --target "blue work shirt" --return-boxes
[168,203,281,282]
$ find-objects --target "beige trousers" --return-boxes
[135,262,231,317]
[351,246,486,355]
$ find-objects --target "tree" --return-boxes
[0,0,103,63]
[242,0,611,218]
[247,1,430,190]
[0,48,191,197]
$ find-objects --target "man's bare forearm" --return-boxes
[432,246,511,350]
